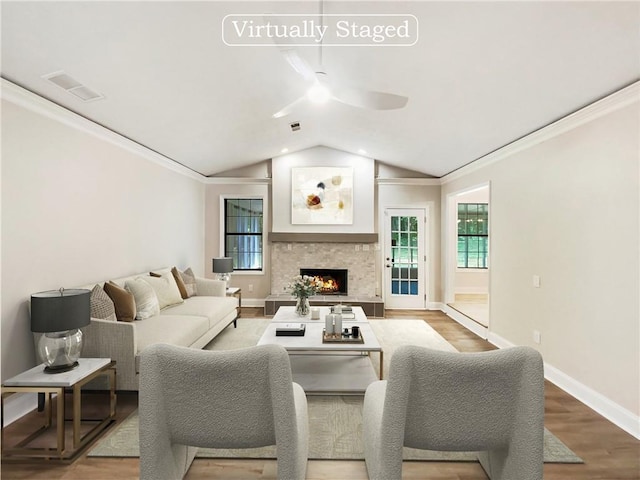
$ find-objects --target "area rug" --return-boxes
[88,318,582,463]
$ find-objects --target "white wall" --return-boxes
[271,146,375,233]
[1,95,205,382]
[441,92,639,434]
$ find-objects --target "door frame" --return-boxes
[381,205,430,310]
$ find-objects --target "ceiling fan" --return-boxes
[270,5,408,118]
[272,48,409,118]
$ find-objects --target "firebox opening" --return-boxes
[300,268,348,295]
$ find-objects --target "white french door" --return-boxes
[384,208,426,309]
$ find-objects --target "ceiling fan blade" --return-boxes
[280,48,317,82]
[331,86,408,110]
[262,16,317,81]
[272,95,306,118]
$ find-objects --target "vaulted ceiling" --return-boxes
[2,1,638,177]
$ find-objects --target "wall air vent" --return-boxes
[290,121,301,132]
[42,71,104,102]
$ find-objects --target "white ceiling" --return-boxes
[2,1,638,177]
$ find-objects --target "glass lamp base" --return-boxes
[38,329,83,374]
[216,272,231,289]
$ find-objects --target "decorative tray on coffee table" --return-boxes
[322,330,364,344]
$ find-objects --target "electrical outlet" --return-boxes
[533,275,541,288]
[355,244,360,251]
[362,244,370,251]
[287,244,292,251]
[248,284,253,292]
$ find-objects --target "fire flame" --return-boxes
[314,276,339,293]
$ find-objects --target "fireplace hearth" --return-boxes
[300,268,348,295]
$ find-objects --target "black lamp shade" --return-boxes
[212,257,233,274]
[31,289,91,333]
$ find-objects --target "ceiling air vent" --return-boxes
[42,71,104,102]
[290,121,300,132]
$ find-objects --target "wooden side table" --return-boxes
[1,358,116,461]
[226,287,241,326]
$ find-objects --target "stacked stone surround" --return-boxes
[270,242,377,296]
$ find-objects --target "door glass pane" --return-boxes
[390,215,420,296]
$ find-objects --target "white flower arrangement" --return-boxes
[289,275,322,298]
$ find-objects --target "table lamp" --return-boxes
[212,257,233,288]
[31,288,91,373]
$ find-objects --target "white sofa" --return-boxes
[73,268,238,391]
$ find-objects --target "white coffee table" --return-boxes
[257,306,383,394]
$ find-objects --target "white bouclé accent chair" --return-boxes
[363,345,544,480]
[139,343,309,480]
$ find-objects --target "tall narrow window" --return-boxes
[224,198,263,271]
[457,203,488,269]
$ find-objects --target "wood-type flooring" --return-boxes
[2,308,638,479]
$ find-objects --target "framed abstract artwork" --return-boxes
[291,166,353,225]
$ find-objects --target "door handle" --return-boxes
[386,264,391,268]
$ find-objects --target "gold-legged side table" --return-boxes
[1,358,116,461]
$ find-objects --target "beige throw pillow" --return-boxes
[179,267,198,297]
[125,278,160,320]
[143,272,184,309]
[103,281,136,322]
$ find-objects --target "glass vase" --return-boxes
[295,297,310,316]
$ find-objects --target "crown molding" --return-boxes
[441,81,640,184]
[204,177,272,185]
[1,78,207,182]
[376,177,440,186]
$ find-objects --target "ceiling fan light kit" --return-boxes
[307,81,331,104]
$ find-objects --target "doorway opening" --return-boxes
[445,184,490,335]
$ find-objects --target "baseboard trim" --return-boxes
[2,392,38,427]
[488,332,640,440]
[442,305,488,339]
[241,298,266,308]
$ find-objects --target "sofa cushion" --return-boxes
[135,314,210,371]
[160,296,237,330]
[90,284,117,321]
[143,272,184,309]
[125,278,160,320]
[103,281,136,322]
[179,268,198,297]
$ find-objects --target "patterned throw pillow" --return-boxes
[103,281,136,322]
[143,272,184,309]
[179,267,198,297]
[90,284,117,321]
[125,278,160,320]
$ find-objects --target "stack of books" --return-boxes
[275,323,306,336]
[331,305,355,319]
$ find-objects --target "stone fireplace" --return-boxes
[266,241,384,317]
[270,242,376,297]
